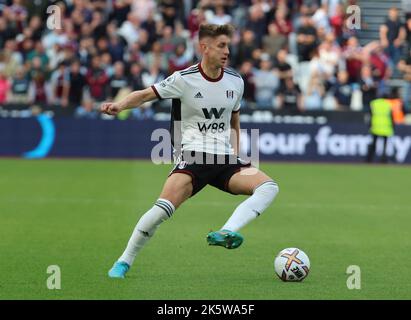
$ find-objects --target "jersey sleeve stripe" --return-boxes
[180,68,199,76]
[224,70,241,78]
[151,85,162,100]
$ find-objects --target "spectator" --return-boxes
[304,73,325,110]
[91,10,108,40]
[207,4,232,25]
[318,32,341,83]
[342,36,364,83]
[128,62,145,91]
[25,15,43,42]
[253,54,279,108]
[277,77,303,112]
[159,0,181,27]
[143,41,169,73]
[108,35,125,63]
[8,66,31,104]
[263,23,288,61]
[330,70,353,110]
[274,49,293,90]
[235,29,256,67]
[142,58,166,88]
[49,61,70,107]
[70,4,90,34]
[404,16,411,52]
[2,39,23,78]
[75,98,99,119]
[239,60,256,108]
[27,41,49,69]
[397,48,411,112]
[168,43,194,74]
[118,12,141,46]
[19,35,35,61]
[159,26,179,61]
[329,3,345,44]
[0,15,17,48]
[25,0,48,20]
[96,37,110,56]
[101,52,115,77]
[131,0,156,23]
[125,42,144,65]
[66,60,87,109]
[28,56,50,102]
[369,43,391,97]
[296,15,318,62]
[42,28,68,52]
[187,7,207,39]
[86,55,109,102]
[359,64,378,112]
[78,37,95,67]
[309,48,329,85]
[109,61,129,100]
[173,21,191,49]
[5,0,28,33]
[110,0,132,25]
[245,3,268,47]
[131,104,155,120]
[29,72,48,106]
[272,5,293,37]
[140,11,158,45]
[388,87,405,124]
[324,0,343,17]
[312,3,331,34]
[380,7,406,69]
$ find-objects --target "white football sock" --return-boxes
[118,198,175,266]
[222,181,279,232]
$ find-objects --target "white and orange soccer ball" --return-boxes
[274,248,310,282]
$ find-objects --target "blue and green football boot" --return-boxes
[206,229,244,249]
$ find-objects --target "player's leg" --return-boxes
[221,167,279,232]
[109,173,192,278]
[207,167,279,249]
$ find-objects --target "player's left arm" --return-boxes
[230,111,240,155]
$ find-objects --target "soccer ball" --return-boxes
[274,248,310,282]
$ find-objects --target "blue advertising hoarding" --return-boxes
[1,117,411,163]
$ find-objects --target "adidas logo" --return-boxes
[194,92,203,98]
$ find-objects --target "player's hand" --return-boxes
[100,102,123,116]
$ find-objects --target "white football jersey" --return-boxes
[151,63,244,155]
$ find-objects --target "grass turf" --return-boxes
[0,159,410,300]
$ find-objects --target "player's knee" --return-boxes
[161,179,192,208]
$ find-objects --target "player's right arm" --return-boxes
[101,71,184,116]
[100,87,157,116]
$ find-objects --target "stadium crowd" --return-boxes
[0,0,410,119]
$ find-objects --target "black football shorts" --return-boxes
[169,150,252,196]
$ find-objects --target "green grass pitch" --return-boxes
[0,158,410,300]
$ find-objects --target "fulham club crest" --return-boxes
[226,90,234,99]
[178,161,188,169]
